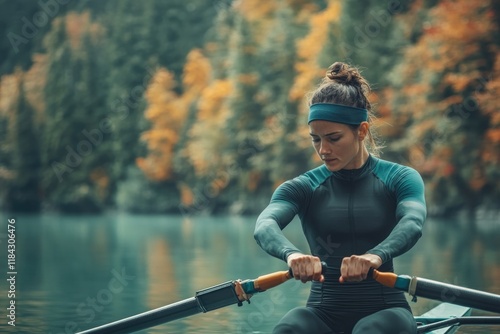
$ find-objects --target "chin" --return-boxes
[324,162,342,172]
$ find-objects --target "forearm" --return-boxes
[254,203,302,262]
[367,201,426,264]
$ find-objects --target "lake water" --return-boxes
[0,213,499,333]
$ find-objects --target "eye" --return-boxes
[328,136,341,142]
[311,137,320,143]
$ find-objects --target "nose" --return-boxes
[318,139,331,155]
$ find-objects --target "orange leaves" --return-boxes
[139,49,222,181]
[182,49,212,97]
[289,0,341,102]
[139,67,187,181]
[237,73,258,86]
[186,79,233,176]
[64,11,104,51]
[235,0,277,22]
[0,56,46,126]
[196,79,232,122]
[410,1,493,75]
[178,183,194,206]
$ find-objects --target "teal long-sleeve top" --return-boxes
[254,155,427,313]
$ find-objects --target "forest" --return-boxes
[0,0,499,217]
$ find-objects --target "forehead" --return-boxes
[309,120,351,135]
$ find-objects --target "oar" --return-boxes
[77,263,326,334]
[416,316,500,333]
[371,269,500,314]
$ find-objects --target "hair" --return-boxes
[307,62,382,156]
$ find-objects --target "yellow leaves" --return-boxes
[139,68,186,181]
[186,79,233,176]
[486,129,500,143]
[443,72,479,93]
[235,0,276,21]
[139,48,231,181]
[23,54,47,117]
[197,79,232,121]
[237,73,258,85]
[64,11,104,51]
[178,183,194,206]
[182,49,212,97]
[290,0,341,102]
[0,58,46,124]
[406,0,494,76]
[0,69,22,119]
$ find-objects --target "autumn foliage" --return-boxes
[0,0,498,214]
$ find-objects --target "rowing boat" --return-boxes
[415,302,471,334]
[372,270,500,333]
[78,265,500,334]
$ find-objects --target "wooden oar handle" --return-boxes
[254,261,328,291]
[253,271,292,291]
[370,268,398,288]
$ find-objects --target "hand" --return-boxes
[339,254,382,283]
[287,253,325,283]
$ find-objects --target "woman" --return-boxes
[254,62,426,334]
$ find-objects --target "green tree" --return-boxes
[41,14,110,212]
[255,5,309,189]
[221,14,266,214]
[336,0,412,86]
[386,0,499,216]
[5,74,41,212]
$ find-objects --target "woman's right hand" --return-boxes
[287,253,325,283]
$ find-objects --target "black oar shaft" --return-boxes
[372,270,500,314]
[78,297,202,334]
[415,278,500,314]
[417,316,500,333]
[78,264,327,334]
[78,281,241,334]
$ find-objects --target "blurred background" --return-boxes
[0,0,499,333]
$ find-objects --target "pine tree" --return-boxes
[336,0,412,86]
[5,72,41,212]
[104,0,153,186]
[221,14,265,213]
[255,5,309,189]
[41,13,110,212]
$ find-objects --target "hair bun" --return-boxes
[326,62,364,87]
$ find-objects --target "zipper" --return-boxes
[348,170,357,254]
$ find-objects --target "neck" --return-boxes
[345,146,370,170]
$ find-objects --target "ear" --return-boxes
[358,122,369,141]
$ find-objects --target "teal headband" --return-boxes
[308,103,368,125]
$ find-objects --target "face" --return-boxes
[309,120,368,171]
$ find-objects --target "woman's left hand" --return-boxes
[339,253,382,283]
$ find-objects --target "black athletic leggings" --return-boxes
[272,306,417,334]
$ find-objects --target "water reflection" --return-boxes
[0,214,498,333]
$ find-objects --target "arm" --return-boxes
[254,177,325,283]
[366,167,427,264]
[340,166,426,283]
[253,180,304,262]
[254,202,302,262]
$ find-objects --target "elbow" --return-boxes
[254,221,272,246]
[253,220,266,245]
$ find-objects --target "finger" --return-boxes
[301,262,310,283]
[297,260,307,282]
[312,259,322,281]
[340,257,349,283]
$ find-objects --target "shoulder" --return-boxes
[372,157,422,184]
[372,157,425,203]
